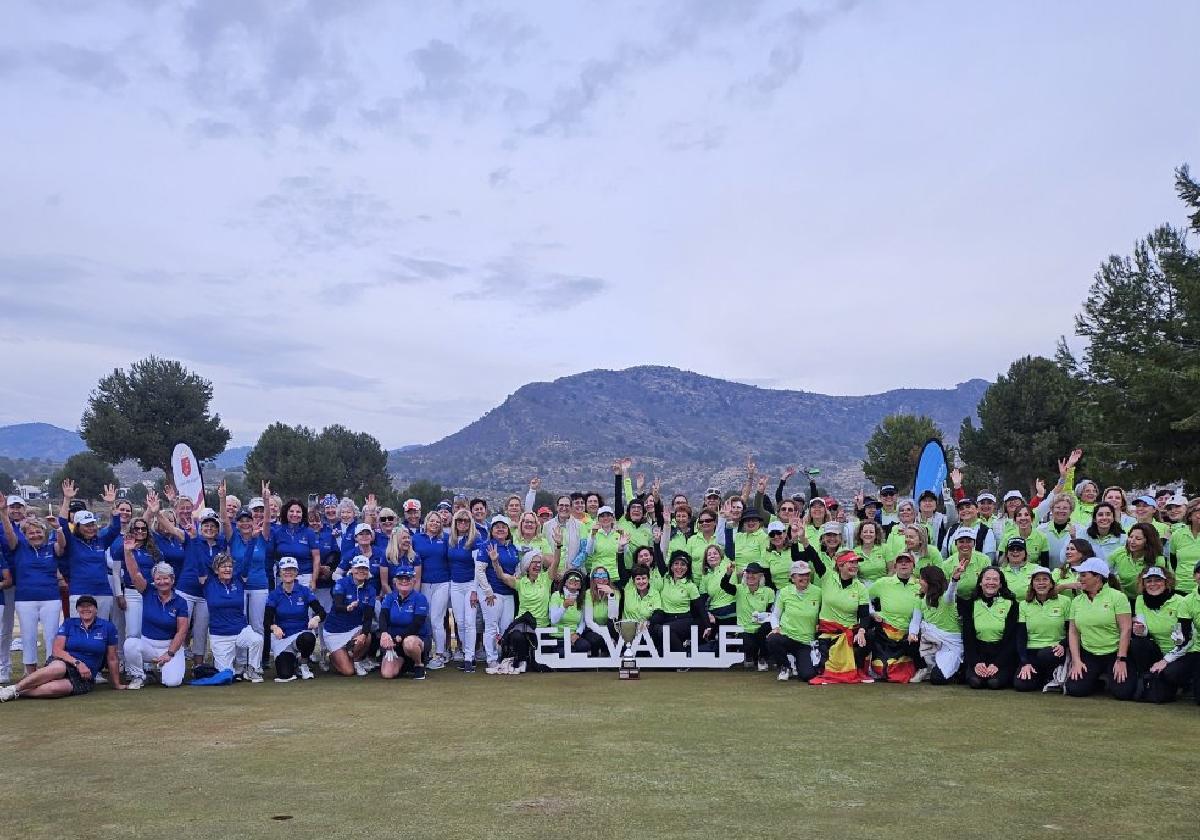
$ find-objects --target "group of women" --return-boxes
[1,449,1198,707]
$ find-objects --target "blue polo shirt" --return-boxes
[478,540,519,597]
[413,533,449,584]
[10,534,60,601]
[114,537,160,590]
[58,517,112,596]
[267,583,316,637]
[325,576,377,634]
[337,547,387,578]
[142,591,190,642]
[271,524,319,572]
[56,616,118,677]
[153,532,185,578]
[203,575,248,636]
[448,536,476,583]
[380,589,431,639]
[232,532,269,591]
[178,534,227,598]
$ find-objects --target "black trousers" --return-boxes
[1141,650,1200,704]
[766,633,818,681]
[1013,646,1065,692]
[738,624,771,662]
[1065,648,1137,700]
[965,639,1015,690]
[651,614,695,652]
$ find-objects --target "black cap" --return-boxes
[743,562,765,575]
[955,496,975,508]
[880,484,897,494]
[740,508,764,523]
[1006,537,1027,552]
[68,499,88,514]
[918,489,938,501]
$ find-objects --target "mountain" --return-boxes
[389,366,989,495]
[210,446,253,469]
[0,423,87,461]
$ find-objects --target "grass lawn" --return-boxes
[4,669,1200,840]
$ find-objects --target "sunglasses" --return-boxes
[130,526,149,533]
[380,516,396,522]
[779,506,795,512]
[698,518,715,524]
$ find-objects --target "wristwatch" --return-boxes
[1115,655,1127,662]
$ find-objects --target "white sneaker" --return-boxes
[0,685,18,701]
[910,667,930,684]
[451,649,465,662]
[353,660,369,677]
[427,656,446,670]
[242,666,263,684]
[126,677,144,691]
[93,673,108,684]
[515,660,526,674]
[777,667,791,682]
[756,659,769,672]
[298,663,315,680]
[484,661,500,675]
[274,675,297,683]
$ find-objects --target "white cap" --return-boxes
[951,526,977,543]
[789,560,812,576]
[1142,566,1167,580]
[766,521,787,534]
[349,556,371,570]
[1077,558,1111,577]
[1002,490,1025,503]
[1029,566,1053,578]
[198,508,220,523]
[72,510,98,526]
[277,557,299,571]
[490,515,512,529]
[354,523,374,536]
[1166,490,1188,508]
[819,522,842,536]
[976,492,997,503]
[597,506,615,517]
[6,495,25,506]
[248,497,265,509]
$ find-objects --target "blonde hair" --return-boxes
[385,529,416,564]
[424,512,442,536]
[451,511,477,550]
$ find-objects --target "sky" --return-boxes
[1,0,1197,449]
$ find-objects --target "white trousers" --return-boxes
[421,581,451,658]
[0,589,13,674]
[16,599,60,666]
[122,588,144,639]
[480,593,515,664]
[122,636,186,686]
[449,581,477,661]
[210,626,263,673]
[69,594,113,620]
[918,622,964,678]
[245,589,268,634]
[177,592,209,658]
[314,588,333,614]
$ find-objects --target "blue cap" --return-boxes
[320,494,338,507]
[235,507,253,519]
[394,564,416,579]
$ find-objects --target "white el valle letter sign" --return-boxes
[533,623,744,670]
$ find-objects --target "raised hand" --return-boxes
[635,473,646,493]
[1035,478,1046,497]
[612,461,622,475]
[62,479,78,500]
[783,466,797,480]
[620,457,633,472]
[260,481,271,499]
[487,543,499,562]
[218,479,227,499]
[950,467,963,488]
[617,531,630,549]
[100,483,117,504]
[145,490,161,515]
[757,475,768,494]
[163,483,177,503]
[1067,448,1083,468]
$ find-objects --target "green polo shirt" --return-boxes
[1178,592,1200,653]
[870,574,921,632]
[1019,596,1070,649]
[920,590,961,634]
[587,528,624,574]
[1069,586,1130,655]
[855,545,888,582]
[733,581,775,633]
[764,547,793,591]
[1001,563,1036,600]
[971,597,1014,643]
[586,589,614,625]
[550,590,584,639]
[818,574,869,626]
[774,584,821,643]
[700,563,735,612]
[621,586,662,622]
[686,531,723,579]
[732,529,769,571]
[659,576,700,614]
[515,572,552,627]
[1133,593,1185,656]
[1108,548,1155,599]
[941,551,992,599]
[1170,527,1200,594]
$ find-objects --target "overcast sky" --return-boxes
[1,0,1197,448]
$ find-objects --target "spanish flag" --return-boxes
[867,621,916,684]
[809,619,871,685]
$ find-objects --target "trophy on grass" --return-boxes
[616,620,641,680]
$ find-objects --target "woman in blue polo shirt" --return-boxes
[265,557,326,682]
[0,595,123,701]
[158,502,228,669]
[2,501,63,677]
[122,557,189,690]
[113,496,165,641]
[379,564,431,680]
[56,479,121,618]
[475,516,520,672]
[231,507,269,666]
[414,512,450,669]
[271,493,320,587]
[324,557,377,677]
[314,497,342,612]
[201,553,263,682]
[447,510,479,672]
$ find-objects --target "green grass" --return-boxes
[4,670,1200,840]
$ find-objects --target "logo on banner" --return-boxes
[181,457,192,478]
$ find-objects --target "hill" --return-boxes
[210,446,253,469]
[0,423,87,461]
[389,366,988,496]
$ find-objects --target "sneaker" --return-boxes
[427,656,446,670]
[273,675,297,683]
[451,649,465,662]
[412,666,426,680]
[756,659,770,672]
[461,661,476,674]
[910,667,930,684]
[777,667,791,682]
[742,658,756,670]
[0,685,18,701]
[126,677,144,691]
[362,657,380,673]
[94,673,108,685]
[244,668,264,684]
[298,663,315,680]
[353,660,369,677]
[860,676,875,684]
[515,660,526,674]
[484,661,500,675]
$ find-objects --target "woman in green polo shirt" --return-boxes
[719,561,775,670]
[1169,499,1200,595]
[1066,558,1135,700]
[1130,566,1186,702]
[582,564,620,657]
[1013,567,1070,691]
[698,544,736,646]
[766,559,822,682]
[549,570,589,654]
[1152,565,1200,704]
[651,550,702,652]
[999,538,1035,598]
[959,566,1018,690]
[909,556,967,684]
[1109,523,1164,599]
[853,520,888,583]
[867,552,921,682]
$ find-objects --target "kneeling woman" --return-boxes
[122,555,189,690]
[767,560,822,682]
[323,557,377,677]
[0,595,124,701]
[959,567,1018,690]
[1014,567,1070,691]
[808,550,872,684]
[201,553,264,683]
[264,557,326,682]
[379,564,431,680]
[909,556,967,684]
[488,548,558,672]
[867,552,922,683]
[652,550,704,652]
[550,569,591,655]
[1130,566,1187,703]
[1065,558,1134,700]
[720,561,775,670]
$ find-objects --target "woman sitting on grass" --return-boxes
[265,557,326,682]
[323,557,377,677]
[909,557,967,684]
[1065,558,1134,700]
[0,595,124,701]
[379,564,430,680]
[959,566,1018,690]
[1013,567,1070,692]
[122,559,189,690]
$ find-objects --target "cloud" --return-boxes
[317,255,467,303]
[454,255,606,309]
[660,121,726,151]
[488,166,512,188]
[253,170,401,252]
[189,117,238,138]
[407,39,470,102]
[34,43,128,90]
[732,0,863,100]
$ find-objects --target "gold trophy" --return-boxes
[617,620,640,680]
